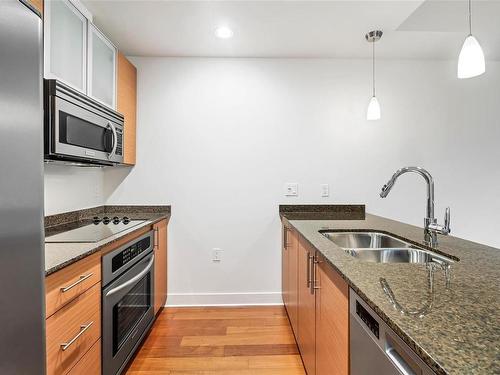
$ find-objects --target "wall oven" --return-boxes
[44,79,124,166]
[102,231,155,375]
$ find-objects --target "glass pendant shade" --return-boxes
[366,96,381,120]
[457,35,485,79]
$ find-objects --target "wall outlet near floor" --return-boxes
[212,248,223,262]
[321,184,330,197]
[285,183,298,196]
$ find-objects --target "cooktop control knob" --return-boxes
[112,216,120,224]
[123,216,130,224]
[93,216,101,224]
[102,216,110,224]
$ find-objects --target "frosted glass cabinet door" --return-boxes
[88,24,116,108]
[45,0,87,92]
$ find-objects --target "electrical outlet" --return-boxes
[212,248,223,262]
[285,183,298,197]
[321,184,330,197]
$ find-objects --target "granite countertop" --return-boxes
[281,212,500,375]
[44,206,171,276]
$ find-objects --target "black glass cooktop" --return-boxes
[45,217,146,243]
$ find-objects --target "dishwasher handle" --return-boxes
[385,334,419,375]
[385,346,415,375]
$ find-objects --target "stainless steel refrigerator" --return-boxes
[0,1,46,373]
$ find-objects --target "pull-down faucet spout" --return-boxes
[380,167,450,247]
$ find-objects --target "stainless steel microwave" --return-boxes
[44,79,124,166]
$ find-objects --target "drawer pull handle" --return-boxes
[154,227,159,248]
[60,273,93,292]
[60,321,94,351]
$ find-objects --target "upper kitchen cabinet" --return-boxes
[88,23,116,108]
[29,0,44,15]
[43,0,137,165]
[117,52,137,165]
[44,0,117,109]
[44,0,87,92]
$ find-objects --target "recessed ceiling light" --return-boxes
[215,26,233,39]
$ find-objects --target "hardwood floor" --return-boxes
[125,306,306,374]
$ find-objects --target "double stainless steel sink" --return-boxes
[321,231,453,265]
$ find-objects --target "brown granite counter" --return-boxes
[44,205,170,276]
[281,212,500,375]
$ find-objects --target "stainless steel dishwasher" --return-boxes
[350,289,435,375]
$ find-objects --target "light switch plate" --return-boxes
[321,184,329,197]
[212,248,223,262]
[285,183,298,197]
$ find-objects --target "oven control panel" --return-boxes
[112,236,151,273]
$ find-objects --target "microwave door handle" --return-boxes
[107,122,118,159]
[105,254,155,297]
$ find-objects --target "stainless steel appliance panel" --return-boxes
[102,231,155,375]
[350,289,435,375]
[45,79,124,165]
[0,1,45,373]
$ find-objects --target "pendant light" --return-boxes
[366,30,382,121]
[457,0,485,79]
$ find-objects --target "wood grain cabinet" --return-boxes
[117,52,137,165]
[282,225,299,335]
[281,224,349,375]
[45,253,102,375]
[67,339,101,375]
[45,252,101,318]
[153,219,168,314]
[315,253,349,375]
[46,283,101,375]
[297,236,317,375]
[282,226,289,306]
[29,0,43,14]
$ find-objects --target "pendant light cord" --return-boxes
[372,40,376,97]
[468,0,472,35]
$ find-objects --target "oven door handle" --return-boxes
[105,254,155,297]
[107,121,118,159]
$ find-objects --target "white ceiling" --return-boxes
[82,0,500,60]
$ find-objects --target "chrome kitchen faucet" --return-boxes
[380,166,451,247]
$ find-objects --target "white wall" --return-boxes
[102,57,500,305]
[44,164,105,216]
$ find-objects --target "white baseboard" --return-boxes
[166,292,284,307]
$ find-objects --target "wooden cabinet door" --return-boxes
[29,0,43,14]
[316,255,349,375]
[288,228,299,337]
[283,225,299,336]
[297,236,316,375]
[117,52,137,165]
[153,219,168,315]
[67,339,101,375]
[282,225,289,308]
[46,284,101,375]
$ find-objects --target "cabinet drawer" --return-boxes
[46,283,101,375]
[46,253,101,318]
[67,339,101,375]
